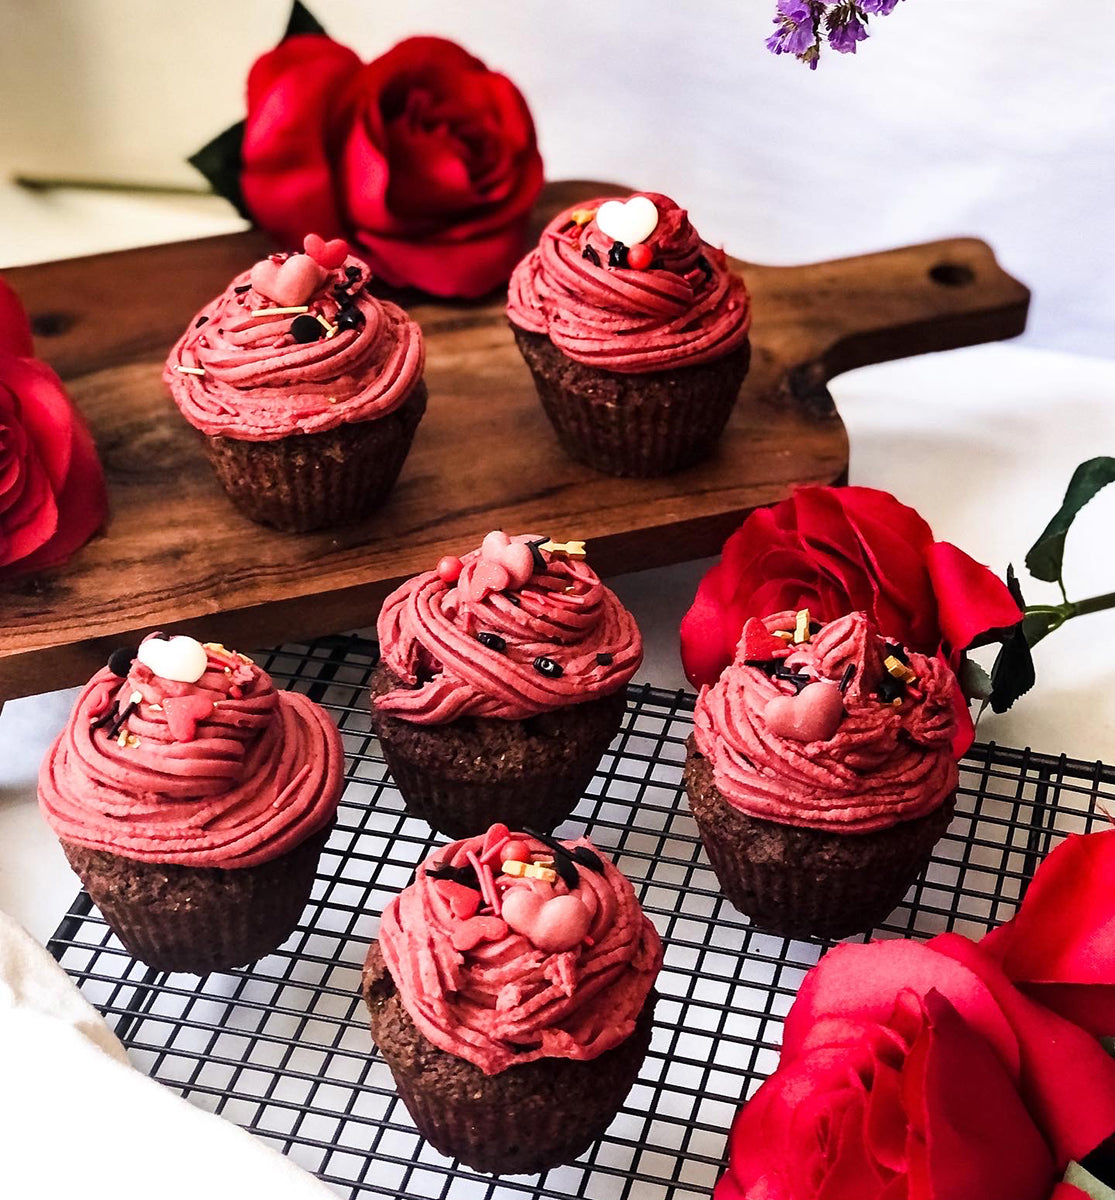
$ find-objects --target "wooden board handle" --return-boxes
[742,237,1030,414]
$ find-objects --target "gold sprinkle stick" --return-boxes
[571,208,597,226]
[884,655,917,683]
[541,539,587,559]
[174,365,205,376]
[250,306,310,317]
[794,609,811,644]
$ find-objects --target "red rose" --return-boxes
[719,935,1115,1200]
[241,35,544,298]
[0,277,107,576]
[680,486,1022,752]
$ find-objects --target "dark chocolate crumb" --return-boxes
[595,652,614,666]
[346,265,361,279]
[290,314,324,343]
[335,307,365,333]
[194,316,208,328]
[477,632,506,653]
[233,284,251,294]
[107,647,136,677]
[839,663,855,693]
[877,675,906,704]
[697,254,714,280]
[582,244,601,267]
[105,697,139,740]
[608,240,629,269]
[507,595,521,607]
[744,658,780,675]
[533,656,563,678]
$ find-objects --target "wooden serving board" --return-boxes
[0,180,1029,701]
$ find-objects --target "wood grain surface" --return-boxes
[0,180,1029,701]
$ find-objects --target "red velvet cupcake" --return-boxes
[507,192,751,476]
[38,633,345,972]
[370,532,643,838]
[363,824,663,1174]
[164,236,426,531]
[685,611,959,938]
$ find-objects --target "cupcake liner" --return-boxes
[684,740,955,939]
[369,666,627,840]
[201,381,427,532]
[61,825,331,974]
[511,327,750,477]
[363,945,656,1175]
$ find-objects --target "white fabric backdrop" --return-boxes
[2,0,1114,355]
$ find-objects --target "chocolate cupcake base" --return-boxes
[202,382,427,532]
[61,825,331,974]
[511,327,750,477]
[370,665,627,840]
[363,943,655,1175]
[684,739,955,940]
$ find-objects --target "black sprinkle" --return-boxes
[877,675,906,704]
[150,632,172,641]
[839,663,855,694]
[775,666,812,694]
[105,697,139,740]
[533,656,563,678]
[427,862,481,890]
[107,647,136,677]
[89,701,119,732]
[697,254,714,280]
[608,240,629,268]
[744,658,781,675]
[809,621,823,634]
[507,595,521,607]
[570,845,605,874]
[595,652,614,666]
[194,315,208,328]
[477,632,506,653]
[522,829,581,889]
[346,265,361,279]
[290,314,324,343]
[233,284,251,294]
[885,642,910,665]
[582,244,601,267]
[527,539,548,573]
[335,307,365,333]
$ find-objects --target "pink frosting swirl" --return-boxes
[376,534,642,723]
[163,253,424,440]
[693,611,959,833]
[38,640,344,867]
[377,825,663,1075]
[507,192,751,372]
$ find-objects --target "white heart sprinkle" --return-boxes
[595,196,659,247]
[136,636,209,684]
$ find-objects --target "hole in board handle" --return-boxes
[929,263,975,288]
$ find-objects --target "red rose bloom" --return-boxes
[241,35,544,299]
[680,486,1022,753]
[0,277,107,576]
[719,934,1115,1200]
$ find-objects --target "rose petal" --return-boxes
[0,276,34,357]
[980,829,1115,1037]
[924,540,1023,653]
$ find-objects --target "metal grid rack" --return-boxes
[48,634,1113,1200]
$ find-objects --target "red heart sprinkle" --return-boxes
[303,233,349,270]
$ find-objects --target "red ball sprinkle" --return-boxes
[627,243,653,270]
[437,555,464,583]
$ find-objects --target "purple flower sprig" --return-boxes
[766,0,904,68]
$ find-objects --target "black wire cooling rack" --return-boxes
[48,634,1113,1199]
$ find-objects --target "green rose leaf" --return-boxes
[187,120,249,218]
[988,565,1035,713]
[958,657,993,702]
[283,0,326,39]
[1026,457,1115,584]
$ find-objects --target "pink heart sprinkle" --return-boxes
[450,915,508,952]
[162,694,215,743]
[502,888,593,954]
[303,232,349,270]
[434,880,481,921]
[471,559,511,597]
[764,681,845,743]
[249,253,328,307]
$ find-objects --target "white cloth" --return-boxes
[0,910,333,1200]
